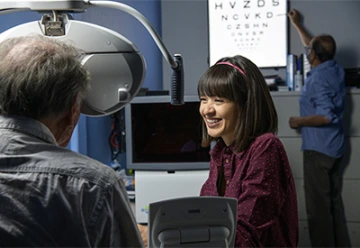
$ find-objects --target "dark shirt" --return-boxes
[200,133,299,247]
[0,115,143,247]
[300,60,345,158]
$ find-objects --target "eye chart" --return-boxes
[208,0,287,68]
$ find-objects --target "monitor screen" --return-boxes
[125,95,211,170]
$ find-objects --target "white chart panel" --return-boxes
[208,0,288,67]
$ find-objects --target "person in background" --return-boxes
[0,35,144,247]
[287,9,350,247]
[198,55,299,247]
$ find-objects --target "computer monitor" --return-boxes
[125,95,211,171]
[148,196,237,248]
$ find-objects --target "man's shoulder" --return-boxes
[53,149,120,186]
[23,147,122,187]
[313,60,345,79]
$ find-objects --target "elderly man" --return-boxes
[0,35,144,247]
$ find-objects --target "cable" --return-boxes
[109,111,121,160]
[109,109,126,161]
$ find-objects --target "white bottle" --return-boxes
[294,70,303,91]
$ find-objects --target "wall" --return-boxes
[161,0,360,94]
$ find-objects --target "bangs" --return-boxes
[197,66,237,100]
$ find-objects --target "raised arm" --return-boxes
[288,9,312,47]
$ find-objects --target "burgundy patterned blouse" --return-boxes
[200,133,299,247]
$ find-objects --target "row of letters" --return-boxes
[213,0,281,9]
[221,12,276,20]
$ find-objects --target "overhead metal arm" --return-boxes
[0,0,179,70]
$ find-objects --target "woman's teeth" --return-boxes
[206,119,220,124]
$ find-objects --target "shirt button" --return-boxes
[225,159,229,163]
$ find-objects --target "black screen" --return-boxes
[131,102,211,163]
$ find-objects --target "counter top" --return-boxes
[270,87,360,96]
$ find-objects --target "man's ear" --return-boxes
[56,96,81,147]
[69,96,81,127]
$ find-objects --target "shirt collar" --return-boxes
[210,139,244,159]
[0,115,57,145]
[309,60,335,75]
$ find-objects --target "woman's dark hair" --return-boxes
[197,55,278,152]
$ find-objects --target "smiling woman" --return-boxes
[197,55,277,152]
[197,55,299,247]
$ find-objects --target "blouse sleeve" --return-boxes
[234,136,292,247]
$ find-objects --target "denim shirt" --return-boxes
[0,115,143,247]
[299,60,346,158]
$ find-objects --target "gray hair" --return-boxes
[0,35,91,120]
